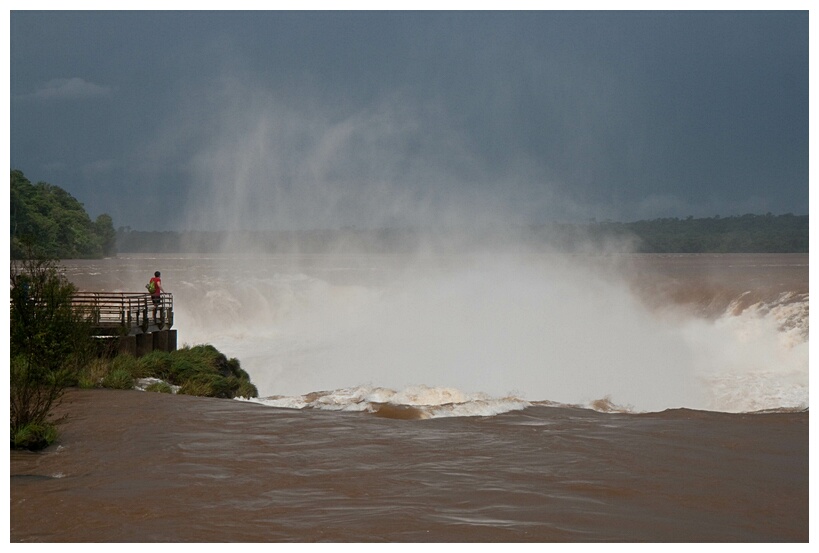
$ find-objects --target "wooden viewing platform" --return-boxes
[71,292,177,357]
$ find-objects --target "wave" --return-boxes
[168,253,808,416]
[246,385,532,420]
[244,371,808,418]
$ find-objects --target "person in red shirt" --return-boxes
[148,271,164,322]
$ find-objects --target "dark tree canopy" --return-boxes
[10,169,117,259]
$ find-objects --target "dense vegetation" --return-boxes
[77,345,259,400]
[592,214,808,253]
[520,213,808,254]
[117,213,808,254]
[10,169,116,259]
[10,254,97,450]
[10,252,258,451]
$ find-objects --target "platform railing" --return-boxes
[71,292,174,335]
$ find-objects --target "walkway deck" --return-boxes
[71,292,176,356]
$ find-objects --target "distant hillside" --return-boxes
[599,214,808,253]
[116,213,808,254]
[10,170,117,259]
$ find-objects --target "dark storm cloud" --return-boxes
[9,10,809,230]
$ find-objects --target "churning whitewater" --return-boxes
[124,251,807,418]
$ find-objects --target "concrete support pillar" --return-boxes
[167,330,177,352]
[153,330,169,353]
[136,333,153,357]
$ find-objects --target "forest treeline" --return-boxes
[117,213,808,254]
[548,213,808,253]
[8,170,807,257]
[10,170,117,259]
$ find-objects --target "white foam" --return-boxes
[171,254,808,414]
[682,294,809,412]
[249,385,531,419]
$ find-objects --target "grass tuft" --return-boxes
[12,422,58,450]
[112,353,148,379]
[139,350,173,380]
[77,358,111,389]
[101,367,135,390]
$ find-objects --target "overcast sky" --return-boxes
[9,10,809,231]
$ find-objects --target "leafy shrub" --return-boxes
[10,253,96,450]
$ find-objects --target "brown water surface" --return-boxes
[10,389,808,542]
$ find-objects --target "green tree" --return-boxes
[10,170,117,259]
[95,213,117,257]
[10,249,96,450]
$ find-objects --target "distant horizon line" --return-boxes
[115,212,808,234]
